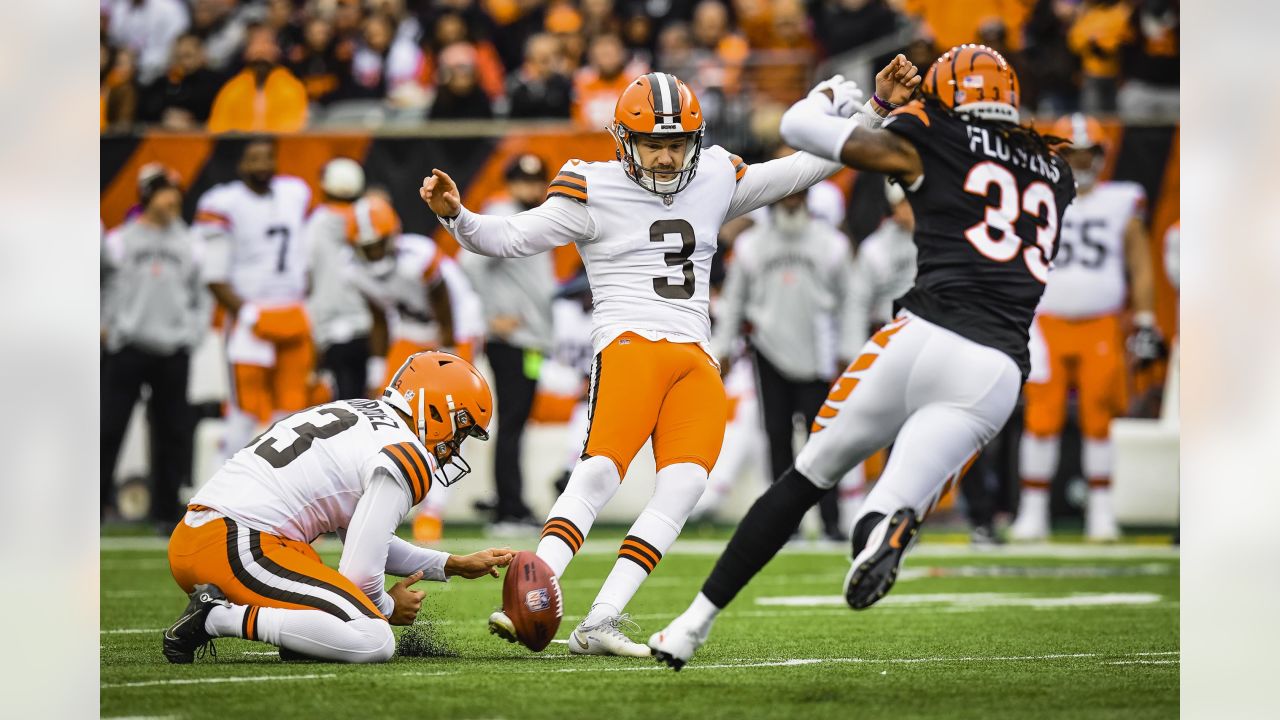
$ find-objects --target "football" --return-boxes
[501,550,563,652]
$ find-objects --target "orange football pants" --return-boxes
[1023,313,1127,439]
[169,512,384,621]
[582,332,727,477]
[231,305,315,423]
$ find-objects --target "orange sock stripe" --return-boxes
[1087,477,1112,488]
[1022,479,1051,490]
[621,535,662,565]
[543,517,584,547]
[242,606,260,641]
[541,527,581,553]
[618,547,657,573]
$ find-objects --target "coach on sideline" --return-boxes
[101,164,210,528]
[711,183,860,541]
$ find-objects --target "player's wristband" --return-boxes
[872,93,898,113]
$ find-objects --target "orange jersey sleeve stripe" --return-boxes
[729,154,748,182]
[381,444,427,504]
[195,210,231,228]
[547,171,588,203]
[396,442,432,502]
[890,101,930,127]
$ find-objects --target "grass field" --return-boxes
[101,528,1178,719]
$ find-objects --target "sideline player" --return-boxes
[195,137,315,458]
[1008,114,1163,542]
[164,351,511,664]
[650,44,1075,669]
[422,64,920,656]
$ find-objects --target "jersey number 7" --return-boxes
[962,162,1059,283]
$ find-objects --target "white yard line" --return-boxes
[102,650,1180,689]
[101,674,337,689]
[755,592,1166,609]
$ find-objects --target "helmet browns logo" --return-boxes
[922,44,1021,124]
[610,72,706,199]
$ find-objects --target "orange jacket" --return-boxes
[903,0,1031,51]
[208,66,309,133]
[1068,3,1134,78]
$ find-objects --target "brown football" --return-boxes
[501,550,563,652]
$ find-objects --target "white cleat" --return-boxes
[488,610,518,644]
[568,614,651,657]
[648,618,708,671]
[1085,490,1121,542]
[1008,511,1050,542]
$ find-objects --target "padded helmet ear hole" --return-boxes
[428,405,443,423]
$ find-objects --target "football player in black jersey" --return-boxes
[650,45,1075,670]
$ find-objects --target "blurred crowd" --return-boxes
[101,0,1180,136]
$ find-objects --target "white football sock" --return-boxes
[1082,437,1113,485]
[677,592,722,636]
[256,610,395,663]
[537,455,621,577]
[591,463,707,614]
[203,603,247,637]
[1019,433,1060,485]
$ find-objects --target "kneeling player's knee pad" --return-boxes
[562,455,622,516]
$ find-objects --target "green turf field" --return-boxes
[101,530,1178,719]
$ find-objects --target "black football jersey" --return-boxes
[882,100,1076,377]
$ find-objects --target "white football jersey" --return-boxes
[349,233,445,345]
[439,254,486,343]
[195,176,313,304]
[189,398,435,543]
[305,202,372,347]
[1037,181,1146,319]
[567,146,740,352]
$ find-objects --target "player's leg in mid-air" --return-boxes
[165,513,396,664]
[489,333,726,657]
[650,314,1021,668]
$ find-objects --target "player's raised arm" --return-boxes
[779,56,924,185]
[421,168,596,258]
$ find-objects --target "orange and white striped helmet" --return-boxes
[346,194,400,247]
[922,44,1021,123]
[1050,113,1107,152]
[383,351,493,486]
[610,72,706,198]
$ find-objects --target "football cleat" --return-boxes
[163,583,231,664]
[648,618,708,671]
[568,613,651,657]
[1008,490,1051,542]
[1085,488,1121,543]
[843,508,919,611]
[487,610,519,644]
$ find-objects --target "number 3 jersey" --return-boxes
[1035,182,1146,319]
[194,176,312,305]
[439,145,846,355]
[882,100,1076,377]
[189,398,435,543]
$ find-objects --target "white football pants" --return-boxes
[796,312,1021,519]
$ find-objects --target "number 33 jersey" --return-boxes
[883,100,1076,377]
[189,399,435,543]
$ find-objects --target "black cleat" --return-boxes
[652,648,686,672]
[163,583,230,664]
[843,508,919,611]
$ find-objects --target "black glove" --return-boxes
[1127,322,1167,368]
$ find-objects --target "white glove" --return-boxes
[806,75,866,118]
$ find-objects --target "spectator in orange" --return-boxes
[691,1,749,94]
[545,2,587,71]
[750,0,816,105]
[208,26,309,133]
[901,0,1031,52]
[571,33,637,130]
[1068,0,1133,113]
[102,42,139,133]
